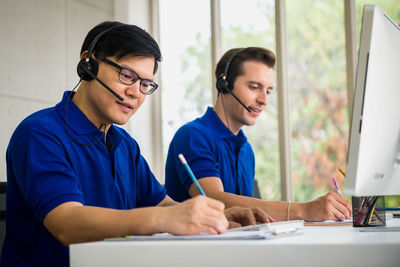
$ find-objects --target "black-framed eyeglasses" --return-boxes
[100,57,158,95]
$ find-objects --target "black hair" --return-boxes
[80,21,162,74]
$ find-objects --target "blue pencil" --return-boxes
[178,154,206,196]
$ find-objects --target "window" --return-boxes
[157,0,399,205]
[159,0,212,158]
[286,0,347,202]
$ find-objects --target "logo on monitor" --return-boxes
[374,173,384,179]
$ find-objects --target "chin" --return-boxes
[112,115,131,126]
[243,116,257,126]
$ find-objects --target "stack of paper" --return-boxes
[105,230,273,241]
[227,220,304,235]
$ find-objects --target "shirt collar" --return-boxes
[200,107,247,143]
[56,91,106,135]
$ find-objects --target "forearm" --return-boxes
[44,203,168,246]
[206,191,304,221]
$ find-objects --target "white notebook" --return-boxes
[227,220,304,234]
[105,230,273,241]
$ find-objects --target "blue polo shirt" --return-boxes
[1,91,166,267]
[165,107,255,202]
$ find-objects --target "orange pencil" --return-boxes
[338,167,346,178]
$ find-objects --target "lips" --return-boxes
[248,106,263,114]
[117,101,134,110]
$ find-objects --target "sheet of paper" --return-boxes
[105,230,274,241]
[304,219,353,226]
[227,220,304,233]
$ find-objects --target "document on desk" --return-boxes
[304,219,353,226]
[105,230,273,241]
[226,220,304,238]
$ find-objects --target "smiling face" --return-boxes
[214,60,274,134]
[73,55,156,131]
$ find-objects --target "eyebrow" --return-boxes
[119,64,136,74]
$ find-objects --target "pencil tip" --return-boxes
[178,154,186,164]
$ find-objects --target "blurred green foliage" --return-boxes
[178,0,399,206]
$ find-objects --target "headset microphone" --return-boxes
[228,90,251,113]
[78,64,124,101]
[216,48,251,113]
[76,25,124,102]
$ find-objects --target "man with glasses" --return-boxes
[2,22,269,267]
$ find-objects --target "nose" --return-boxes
[125,80,141,98]
[257,89,268,106]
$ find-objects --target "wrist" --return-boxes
[154,206,170,233]
[288,202,304,220]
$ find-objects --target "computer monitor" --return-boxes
[344,5,400,197]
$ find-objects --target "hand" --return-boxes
[224,206,274,229]
[301,192,352,222]
[160,196,229,235]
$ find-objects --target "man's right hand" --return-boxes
[158,196,229,235]
[299,192,352,222]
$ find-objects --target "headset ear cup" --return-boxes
[225,78,233,92]
[216,78,230,94]
[77,57,98,81]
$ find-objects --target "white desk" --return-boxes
[70,219,400,267]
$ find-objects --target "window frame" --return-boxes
[153,0,358,200]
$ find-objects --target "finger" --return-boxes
[198,210,229,234]
[228,221,242,229]
[334,194,352,214]
[264,214,274,223]
[189,196,228,223]
[188,214,227,235]
[201,196,225,212]
[341,197,353,217]
[205,226,218,235]
[186,197,228,233]
[331,196,352,219]
[330,205,346,221]
[238,208,256,226]
[252,207,273,223]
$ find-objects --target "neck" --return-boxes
[213,96,241,135]
[72,84,111,136]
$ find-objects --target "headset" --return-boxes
[76,25,124,101]
[216,48,251,112]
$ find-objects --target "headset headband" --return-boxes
[86,25,119,61]
[222,48,245,80]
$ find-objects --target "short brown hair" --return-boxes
[215,47,275,90]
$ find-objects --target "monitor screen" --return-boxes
[344,5,400,196]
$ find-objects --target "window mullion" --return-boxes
[275,0,294,202]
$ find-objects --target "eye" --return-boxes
[120,69,137,82]
[141,80,155,88]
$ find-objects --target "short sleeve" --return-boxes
[8,126,84,222]
[171,125,220,193]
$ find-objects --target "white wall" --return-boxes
[0,0,158,181]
